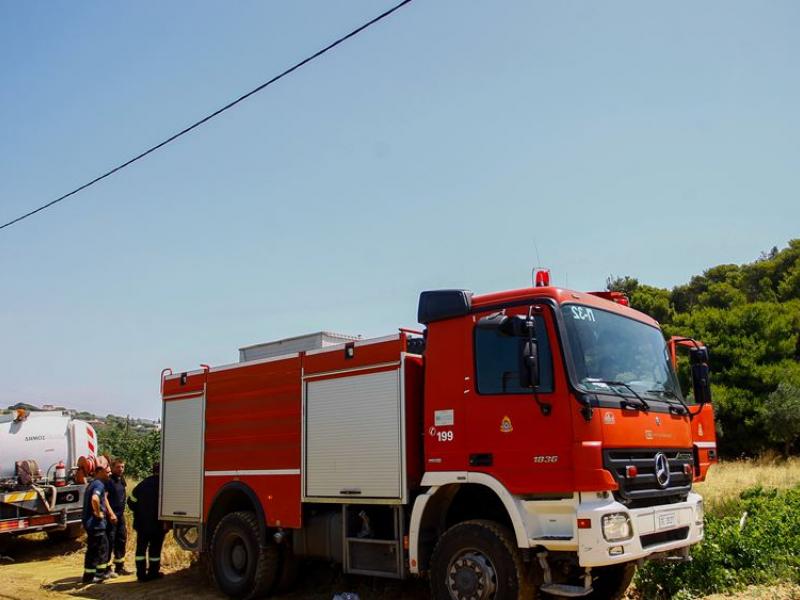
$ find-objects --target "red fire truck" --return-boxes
[159,280,716,599]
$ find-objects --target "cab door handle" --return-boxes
[469,454,493,467]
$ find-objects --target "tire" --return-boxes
[47,522,83,541]
[430,520,533,600]
[209,511,279,599]
[586,562,636,600]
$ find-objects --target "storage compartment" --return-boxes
[160,394,204,520]
[343,504,404,578]
[347,539,400,575]
[304,368,405,500]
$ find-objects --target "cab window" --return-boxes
[474,314,554,394]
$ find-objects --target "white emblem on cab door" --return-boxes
[434,409,454,427]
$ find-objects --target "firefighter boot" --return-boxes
[115,559,133,575]
[82,570,104,584]
[135,556,147,581]
[147,557,164,581]
[97,562,112,580]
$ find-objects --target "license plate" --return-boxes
[657,512,677,530]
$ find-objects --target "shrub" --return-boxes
[764,383,800,456]
[635,486,800,598]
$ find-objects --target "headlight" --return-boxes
[602,512,633,542]
[696,500,704,524]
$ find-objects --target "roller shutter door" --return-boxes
[160,395,204,520]
[306,370,402,499]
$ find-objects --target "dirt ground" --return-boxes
[0,532,429,600]
[1,532,798,600]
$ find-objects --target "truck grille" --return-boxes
[603,448,693,508]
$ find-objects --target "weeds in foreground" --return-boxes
[635,485,800,599]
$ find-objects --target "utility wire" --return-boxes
[0,0,414,232]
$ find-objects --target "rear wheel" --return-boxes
[210,511,279,599]
[430,520,533,600]
[47,522,83,541]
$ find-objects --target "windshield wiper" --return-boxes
[647,388,692,417]
[588,379,650,412]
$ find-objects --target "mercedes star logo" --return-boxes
[654,452,671,488]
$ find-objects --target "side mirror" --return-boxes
[689,346,709,365]
[520,339,540,388]
[689,347,711,404]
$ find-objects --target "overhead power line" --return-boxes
[0,0,414,232]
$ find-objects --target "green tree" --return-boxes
[607,277,675,324]
[97,420,160,478]
[764,383,800,457]
[610,240,800,457]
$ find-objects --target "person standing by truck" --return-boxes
[128,462,165,581]
[105,458,131,576]
[81,464,117,584]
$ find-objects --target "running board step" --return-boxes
[539,583,594,598]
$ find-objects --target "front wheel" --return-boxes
[209,511,279,599]
[430,520,533,600]
[586,562,636,600]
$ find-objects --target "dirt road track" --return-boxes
[0,534,429,600]
[0,534,212,600]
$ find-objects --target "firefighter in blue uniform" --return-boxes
[105,458,132,576]
[82,464,117,583]
[128,462,166,581]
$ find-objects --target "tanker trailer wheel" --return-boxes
[47,522,83,541]
[430,520,533,600]
[585,561,636,600]
[210,511,279,599]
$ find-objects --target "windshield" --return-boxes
[561,305,682,401]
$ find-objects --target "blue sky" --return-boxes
[1,1,798,418]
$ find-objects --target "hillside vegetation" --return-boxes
[98,421,160,478]
[609,239,800,457]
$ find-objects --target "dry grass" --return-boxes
[159,528,194,571]
[694,454,800,511]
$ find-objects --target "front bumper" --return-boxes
[575,491,704,567]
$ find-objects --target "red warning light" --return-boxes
[588,291,630,306]
[533,268,550,287]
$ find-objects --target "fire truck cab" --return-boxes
[160,283,716,599]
